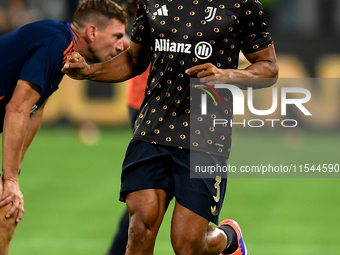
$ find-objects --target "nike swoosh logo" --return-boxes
[0,95,4,100]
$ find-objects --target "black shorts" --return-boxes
[119,139,228,225]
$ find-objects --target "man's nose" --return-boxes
[115,39,124,51]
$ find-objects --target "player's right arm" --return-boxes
[62,41,152,83]
[0,80,41,222]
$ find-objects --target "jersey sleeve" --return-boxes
[18,34,65,95]
[130,0,152,45]
[237,0,273,54]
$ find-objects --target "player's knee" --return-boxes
[128,216,157,250]
[0,204,18,251]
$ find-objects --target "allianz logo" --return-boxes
[154,39,212,60]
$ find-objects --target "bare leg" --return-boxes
[125,189,170,255]
[0,178,18,255]
[171,201,228,255]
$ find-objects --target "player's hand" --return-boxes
[185,63,229,87]
[62,52,91,80]
[0,179,24,223]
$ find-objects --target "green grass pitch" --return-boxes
[3,126,339,255]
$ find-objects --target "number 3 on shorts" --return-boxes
[213,176,221,202]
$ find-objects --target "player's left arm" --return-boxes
[0,80,41,222]
[185,44,278,89]
[20,100,47,164]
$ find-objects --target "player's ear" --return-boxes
[86,25,97,43]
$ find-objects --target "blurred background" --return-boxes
[0,0,339,255]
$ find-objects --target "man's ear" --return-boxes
[86,25,97,43]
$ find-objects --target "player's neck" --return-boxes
[69,23,88,58]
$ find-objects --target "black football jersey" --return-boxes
[131,0,272,158]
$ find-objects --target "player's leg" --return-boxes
[171,201,227,255]
[0,177,18,255]
[125,189,171,255]
[171,203,248,255]
[169,150,248,255]
[119,140,176,255]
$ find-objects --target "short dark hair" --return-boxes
[73,0,127,30]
